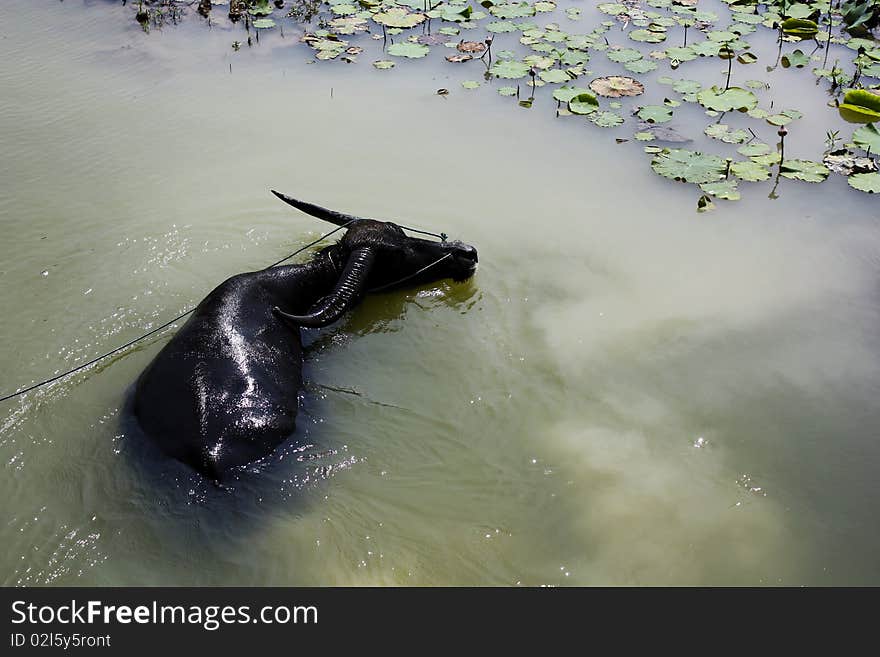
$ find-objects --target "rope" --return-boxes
[0,221,356,404]
[368,253,453,293]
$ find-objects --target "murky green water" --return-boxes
[1,0,879,586]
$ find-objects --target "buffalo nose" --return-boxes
[455,243,478,263]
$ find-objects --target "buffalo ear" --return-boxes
[271,190,364,228]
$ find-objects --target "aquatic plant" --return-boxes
[124,0,880,205]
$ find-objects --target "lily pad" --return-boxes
[372,60,395,69]
[607,48,643,63]
[252,18,276,28]
[589,111,625,127]
[387,42,430,58]
[672,79,702,95]
[853,124,880,154]
[781,18,818,39]
[737,142,771,157]
[373,8,426,29]
[838,89,880,124]
[539,69,573,83]
[781,49,810,68]
[651,149,728,184]
[461,80,480,89]
[489,59,531,79]
[699,180,740,200]
[498,86,518,96]
[780,159,830,183]
[705,123,750,144]
[730,160,771,182]
[625,60,658,74]
[553,86,591,102]
[589,76,645,98]
[848,172,880,193]
[638,105,674,123]
[568,93,600,115]
[697,86,758,112]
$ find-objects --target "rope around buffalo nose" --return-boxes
[0,221,357,404]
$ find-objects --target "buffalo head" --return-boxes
[270,190,478,328]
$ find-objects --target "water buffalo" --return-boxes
[133,191,478,480]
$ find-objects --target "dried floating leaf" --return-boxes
[446,54,473,63]
[457,40,487,54]
[589,75,645,98]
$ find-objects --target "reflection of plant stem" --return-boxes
[773,26,783,69]
[822,12,832,68]
[683,23,688,46]
[769,129,786,199]
[725,54,732,90]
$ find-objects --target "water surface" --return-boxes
[1,0,879,586]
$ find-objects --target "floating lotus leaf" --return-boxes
[737,52,758,64]
[638,105,674,123]
[838,89,880,124]
[785,3,815,19]
[489,59,530,79]
[568,93,599,115]
[625,60,658,73]
[607,48,643,63]
[329,17,369,34]
[490,2,536,19]
[697,86,758,112]
[439,26,461,36]
[372,60,395,69]
[690,40,724,57]
[737,142,771,157]
[630,29,667,43]
[589,111,625,127]
[780,159,830,183]
[751,152,782,167]
[535,1,556,12]
[330,3,358,16]
[635,131,656,141]
[523,54,555,69]
[446,54,473,62]
[498,86,518,96]
[781,18,819,39]
[699,180,740,200]
[665,46,698,62]
[848,172,880,193]
[730,160,771,182]
[589,75,645,98]
[487,20,518,33]
[651,149,728,184]
[252,18,276,28]
[566,7,581,20]
[732,12,764,25]
[697,194,716,213]
[248,0,273,16]
[373,7,426,28]
[552,85,591,102]
[705,123,750,144]
[461,80,480,89]
[672,79,702,95]
[853,124,880,154]
[597,3,629,15]
[781,49,810,68]
[387,42,430,58]
[539,68,573,83]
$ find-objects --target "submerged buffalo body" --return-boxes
[133,192,478,480]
